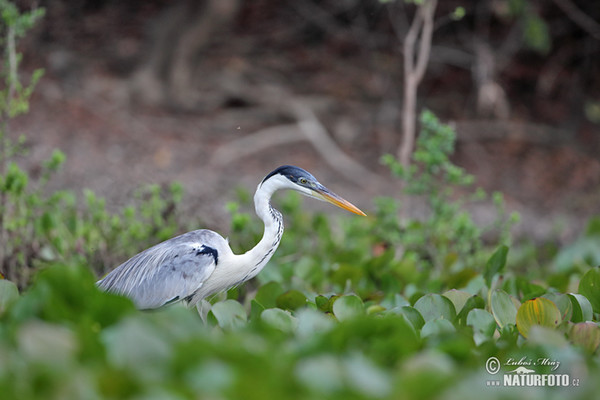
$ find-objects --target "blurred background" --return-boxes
[10,0,600,242]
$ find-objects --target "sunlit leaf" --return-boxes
[516,297,561,338]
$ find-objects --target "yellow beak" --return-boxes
[313,185,366,216]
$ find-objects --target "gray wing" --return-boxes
[97,230,225,309]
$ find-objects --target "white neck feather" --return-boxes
[234,175,288,282]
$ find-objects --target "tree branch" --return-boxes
[552,0,600,40]
[399,0,438,167]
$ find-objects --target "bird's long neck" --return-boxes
[236,180,284,281]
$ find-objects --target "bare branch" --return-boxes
[414,0,437,84]
[552,0,600,40]
[399,0,438,167]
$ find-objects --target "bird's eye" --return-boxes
[299,177,308,184]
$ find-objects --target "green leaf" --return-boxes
[315,295,330,312]
[542,292,572,322]
[467,309,496,345]
[421,318,456,338]
[387,306,426,331]
[254,281,284,309]
[332,295,364,321]
[568,293,594,323]
[442,289,472,314]
[578,267,600,313]
[570,322,600,353]
[455,295,485,326]
[516,297,562,338]
[249,299,265,322]
[413,294,456,322]
[261,308,297,333]
[524,14,551,54]
[210,300,247,330]
[484,245,508,286]
[276,290,308,311]
[0,280,19,314]
[490,289,519,328]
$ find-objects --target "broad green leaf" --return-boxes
[413,294,456,322]
[261,308,298,333]
[490,289,518,328]
[542,292,572,322]
[400,306,426,330]
[210,300,247,330]
[315,295,330,312]
[570,322,600,353]
[578,268,600,313]
[254,281,284,308]
[516,297,561,338]
[332,295,364,321]
[0,280,19,314]
[568,293,594,322]
[456,295,485,327]
[442,289,471,314]
[467,309,496,341]
[249,299,265,322]
[484,245,508,286]
[276,290,308,311]
[421,318,456,338]
[386,306,426,331]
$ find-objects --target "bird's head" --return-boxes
[261,165,366,216]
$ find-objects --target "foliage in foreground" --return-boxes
[0,259,599,400]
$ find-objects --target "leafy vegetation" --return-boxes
[1,3,600,400]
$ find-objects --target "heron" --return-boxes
[97,165,366,309]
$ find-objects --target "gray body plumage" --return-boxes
[97,230,232,309]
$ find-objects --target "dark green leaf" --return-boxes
[276,290,308,311]
[484,245,508,286]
